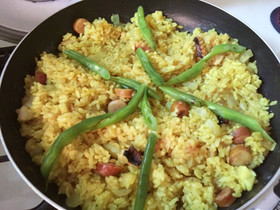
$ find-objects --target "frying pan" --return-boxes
[0,0,279,209]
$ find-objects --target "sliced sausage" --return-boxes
[35,71,47,85]
[108,99,127,113]
[73,18,89,34]
[232,127,251,144]
[171,101,190,118]
[229,144,252,166]
[114,88,134,99]
[95,163,122,177]
[215,187,236,207]
[123,146,142,166]
[134,41,153,51]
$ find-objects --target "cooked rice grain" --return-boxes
[17,10,274,209]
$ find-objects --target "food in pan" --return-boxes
[17,6,276,209]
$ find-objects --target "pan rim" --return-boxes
[0,0,279,209]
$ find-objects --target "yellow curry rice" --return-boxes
[17,10,274,209]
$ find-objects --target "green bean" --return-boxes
[95,84,146,129]
[166,60,206,85]
[63,49,110,80]
[160,85,276,150]
[110,76,161,100]
[204,101,276,150]
[141,87,157,131]
[166,44,246,85]
[134,132,158,210]
[137,6,157,50]
[203,44,245,62]
[159,85,204,107]
[111,14,120,26]
[136,48,164,86]
[41,112,112,183]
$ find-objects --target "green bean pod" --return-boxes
[95,84,146,129]
[204,101,276,150]
[63,49,111,80]
[159,85,204,107]
[141,87,158,131]
[137,6,157,50]
[203,44,246,62]
[41,112,112,183]
[110,76,161,100]
[166,44,246,85]
[134,132,158,210]
[166,60,206,85]
[136,48,164,86]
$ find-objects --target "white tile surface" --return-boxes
[0,162,43,209]
[202,0,280,59]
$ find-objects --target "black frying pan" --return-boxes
[0,0,279,209]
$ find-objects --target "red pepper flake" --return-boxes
[123,146,142,166]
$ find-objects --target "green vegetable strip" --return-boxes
[204,101,276,150]
[166,44,246,85]
[136,48,164,86]
[160,85,276,150]
[95,84,146,129]
[110,76,161,100]
[137,6,157,50]
[40,112,112,183]
[63,49,111,80]
[203,44,246,62]
[159,85,204,107]
[141,87,158,131]
[134,132,158,210]
[111,14,120,26]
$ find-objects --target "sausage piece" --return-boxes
[229,144,252,166]
[73,18,89,34]
[95,163,122,177]
[35,71,47,85]
[134,41,153,52]
[171,101,190,118]
[114,88,134,99]
[232,127,251,144]
[108,99,127,113]
[215,187,236,207]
